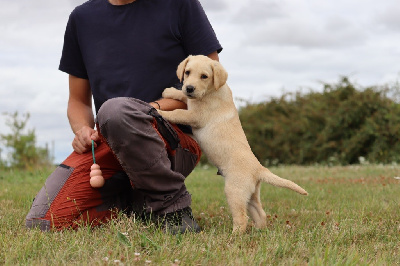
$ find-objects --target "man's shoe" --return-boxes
[160,207,201,234]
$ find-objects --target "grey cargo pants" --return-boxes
[97,97,200,215]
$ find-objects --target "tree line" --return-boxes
[3,77,400,169]
[239,77,400,165]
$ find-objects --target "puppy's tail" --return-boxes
[258,168,308,195]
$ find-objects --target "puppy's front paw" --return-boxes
[157,110,172,122]
[162,87,179,99]
[157,109,170,119]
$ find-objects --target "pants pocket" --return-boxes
[170,146,198,178]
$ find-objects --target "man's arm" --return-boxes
[68,75,98,154]
[207,51,219,61]
[149,51,219,110]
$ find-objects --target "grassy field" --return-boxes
[0,164,399,265]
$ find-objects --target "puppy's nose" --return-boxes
[186,85,195,94]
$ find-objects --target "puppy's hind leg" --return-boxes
[225,177,252,233]
[247,181,267,229]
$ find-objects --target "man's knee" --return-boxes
[97,98,153,138]
[97,97,129,127]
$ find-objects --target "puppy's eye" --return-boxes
[185,70,190,76]
[201,74,208,79]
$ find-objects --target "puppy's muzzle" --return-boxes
[185,85,196,98]
[186,85,195,93]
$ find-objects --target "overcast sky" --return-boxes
[1,0,400,163]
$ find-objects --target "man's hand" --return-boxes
[72,126,99,154]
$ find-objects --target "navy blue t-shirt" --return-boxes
[59,0,222,113]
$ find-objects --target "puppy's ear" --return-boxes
[177,56,191,82]
[211,62,228,90]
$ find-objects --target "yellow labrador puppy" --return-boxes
[158,55,308,233]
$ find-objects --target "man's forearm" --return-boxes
[67,100,95,134]
[150,98,187,111]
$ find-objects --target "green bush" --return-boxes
[0,112,53,169]
[239,77,400,165]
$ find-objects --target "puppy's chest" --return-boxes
[192,122,229,158]
[192,125,213,144]
[192,110,236,142]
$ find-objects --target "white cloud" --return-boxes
[246,19,368,49]
[232,0,283,23]
[375,3,400,31]
[0,0,76,163]
[1,0,400,163]
[200,0,227,11]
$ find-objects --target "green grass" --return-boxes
[1,165,399,265]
